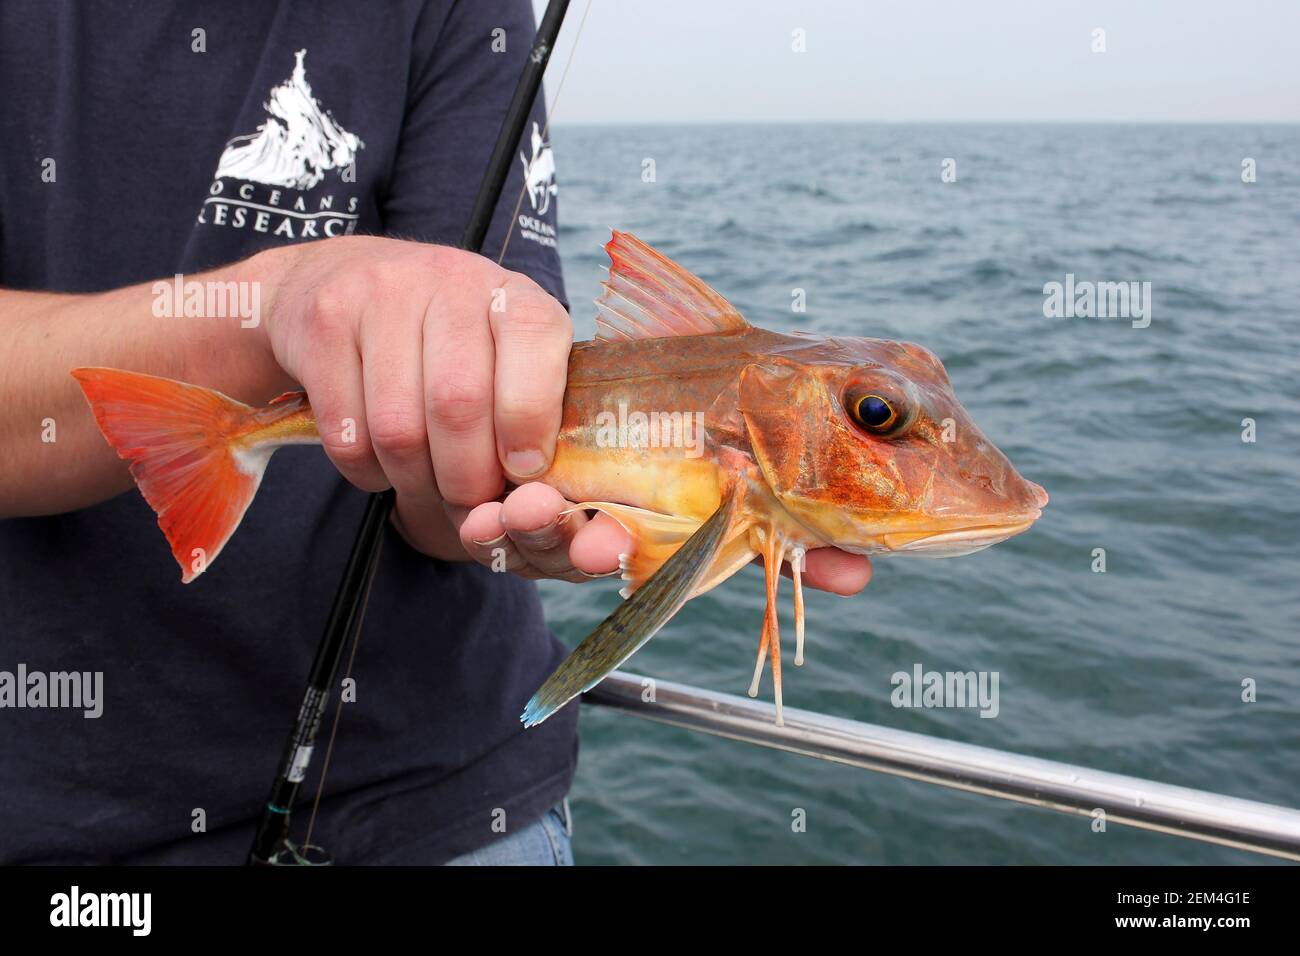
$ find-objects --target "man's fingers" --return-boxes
[424,284,503,507]
[498,482,588,581]
[489,273,572,482]
[457,484,597,582]
[458,500,505,549]
[303,333,389,493]
[794,548,873,595]
[391,494,467,561]
[359,296,437,506]
[568,512,633,575]
[459,501,525,570]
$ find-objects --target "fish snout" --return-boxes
[1026,479,1049,511]
[993,457,1048,520]
[954,454,1046,525]
[953,451,1045,521]
[992,471,1047,531]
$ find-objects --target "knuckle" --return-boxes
[308,284,353,333]
[419,243,461,272]
[359,259,406,301]
[495,392,552,428]
[430,248,493,293]
[502,294,571,341]
[367,404,427,458]
[439,472,503,509]
[426,376,492,432]
[322,431,374,470]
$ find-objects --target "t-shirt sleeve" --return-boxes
[382,0,566,308]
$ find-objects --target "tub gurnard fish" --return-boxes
[72,231,1047,728]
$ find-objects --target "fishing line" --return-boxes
[300,534,382,855]
[497,0,593,266]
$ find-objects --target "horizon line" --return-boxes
[549,117,1300,127]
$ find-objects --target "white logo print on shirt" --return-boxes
[519,122,557,216]
[198,49,363,240]
[215,49,363,190]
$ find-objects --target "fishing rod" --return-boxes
[247,0,573,866]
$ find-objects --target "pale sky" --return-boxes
[533,0,1300,123]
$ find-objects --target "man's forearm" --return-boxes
[0,248,298,517]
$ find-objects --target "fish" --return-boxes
[72,231,1047,728]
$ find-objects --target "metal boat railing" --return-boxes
[583,671,1300,862]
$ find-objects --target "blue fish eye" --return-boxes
[845,386,910,436]
[857,395,893,427]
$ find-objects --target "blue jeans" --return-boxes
[444,801,573,866]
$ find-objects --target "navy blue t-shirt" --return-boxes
[0,0,578,863]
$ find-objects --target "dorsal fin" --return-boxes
[594,231,750,343]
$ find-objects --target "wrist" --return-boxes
[240,243,301,356]
[176,246,301,398]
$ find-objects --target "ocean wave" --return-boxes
[968,258,1016,282]
[1086,244,1194,265]
[772,181,847,203]
[1158,285,1233,313]
[1151,193,1235,206]
[919,225,966,239]
[872,244,932,262]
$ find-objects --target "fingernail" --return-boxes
[471,532,508,547]
[506,448,548,479]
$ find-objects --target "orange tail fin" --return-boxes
[71,367,268,583]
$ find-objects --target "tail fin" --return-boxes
[71,367,268,583]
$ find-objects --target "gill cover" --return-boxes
[738,362,842,513]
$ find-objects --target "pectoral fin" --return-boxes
[569,501,702,596]
[521,491,739,728]
[572,499,757,601]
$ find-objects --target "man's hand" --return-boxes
[263,236,571,561]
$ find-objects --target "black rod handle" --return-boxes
[247,489,392,864]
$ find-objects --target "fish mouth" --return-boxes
[879,510,1042,557]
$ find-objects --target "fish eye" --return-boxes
[844,387,911,436]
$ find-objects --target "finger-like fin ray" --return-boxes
[791,546,807,666]
[746,528,787,725]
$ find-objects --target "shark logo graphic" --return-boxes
[519,122,557,216]
[215,49,363,190]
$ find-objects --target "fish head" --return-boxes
[738,337,1047,557]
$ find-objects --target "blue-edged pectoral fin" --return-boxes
[520,490,740,728]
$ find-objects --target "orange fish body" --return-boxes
[72,231,1046,725]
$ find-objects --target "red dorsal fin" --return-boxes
[594,230,750,343]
